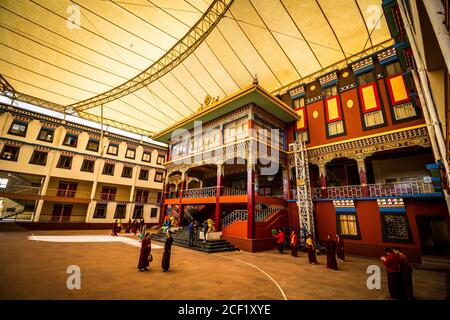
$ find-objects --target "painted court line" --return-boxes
[27,235,163,249]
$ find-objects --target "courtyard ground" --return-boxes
[0,230,446,300]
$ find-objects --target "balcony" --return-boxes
[291,180,438,200]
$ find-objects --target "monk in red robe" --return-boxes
[381,248,403,299]
[290,230,298,257]
[336,234,345,262]
[394,247,414,299]
[111,220,118,237]
[162,231,174,272]
[273,229,285,254]
[137,233,151,272]
[325,234,338,270]
[306,234,317,264]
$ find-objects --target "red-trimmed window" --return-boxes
[324,89,345,137]
[359,82,385,128]
[384,61,416,121]
[295,105,308,142]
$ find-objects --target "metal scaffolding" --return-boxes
[69,0,234,112]
[289,140,315,239]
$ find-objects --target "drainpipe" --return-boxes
[422,0,450,76]
[397,0,450,212]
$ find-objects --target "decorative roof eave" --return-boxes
[152,84,299,143]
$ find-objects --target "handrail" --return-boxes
[183,186,217,198]
[222,209,248,228]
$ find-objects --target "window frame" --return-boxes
[107,143,119,156]
[62,133,78,148]
[80,159,95,173]
[114,204,127,219]
[156,155,165,165]
[102,163,115,176]
[121,166,133,178]
[142,151,151,163]
[8,120,28,137]
[37,127,54,142]
[125,148,136,159]
[93,203,107,219]
[86,138,100,152]
[154,172,164,182]
[139,169,149,180]
[380,211,413,243]
[336,211,361,240]
[150,207,158,218]
[29,150,48,166]
[133,205,144,219]
[56,155,73,169]
[0,145,20,162]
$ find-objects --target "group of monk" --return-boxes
[381,247,414,300]
[137,231,174,272]
[273,230,345,270]
[112,218,146,236]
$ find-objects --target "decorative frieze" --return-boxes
[377,198,405,208]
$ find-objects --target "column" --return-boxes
[158,175,170,226]
[177,171,186,227]
[356,157,369,197]
[33,150,56,222]
[247,161,256,239]
[282,167,290,201]
[318,162,328,198]
[214,164,223,231]
[85,158,102,223]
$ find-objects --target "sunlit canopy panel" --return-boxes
[0,0,394,137]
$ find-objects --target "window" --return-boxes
[381,213,412,242]
[393,102,417,121]
[125,148,136,159]
[142,151,151,162]
[364,110,385,127]
[101,186,116,201]
[114,204,126,219]
[133,205,143,219]
[107,143,118,156]
[139,169,149,180]
[357,72,375,85]
[295,131,309,143]
[56,181,77,198]
[150,208,158,218]
[93,203,107,218]
[157,155,165,165]
[57,155,73,169]
[80,159,95,173]
[154,172,164,182]
[29,151,48,166]
[328,121,344,136]
[224,116,248,144]
[63,133,78,147]
[8,120,28,137]
[258,187,271,196]
[135,189,149,203]
[337,213,360,239]
[292,96,305,108]
[0,178,8,188]
[86,139,99,152]
[323,85,337,98]
[157,192,162,203]
[122,166,133,178]
[37,128,54,142]
[102,163,115,176]
[385,62,402,77]
[1,145,20,161]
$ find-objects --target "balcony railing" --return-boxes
[222,209,248,228]
[222,186,246,196]
[183,186,218,198]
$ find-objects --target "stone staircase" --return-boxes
[151,228,238,253]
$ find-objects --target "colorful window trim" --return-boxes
[295,106,307,130]
[359,83,382,113]
[386,74,410,106]
[324,96,342,123]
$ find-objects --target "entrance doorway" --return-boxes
[417,216,450,255]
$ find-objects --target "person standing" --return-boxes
[290,230,298,257]
[325,234,338,270]
[111,220,118,237]
[306,234,317,264]
[188,220,195,247]
[393,247,414,300]
[140,218,145,233]
[194,219,199,241]
[202,220,208,243]
[273,229,285,254]
[336,234,345,262]
[117,219,123,234]
[162,231,174,272]
[137,233,151,272]
[381,248,403,299]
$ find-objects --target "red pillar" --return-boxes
[247,165,255,239]
[177,179,186,226]
[215,168,222,231]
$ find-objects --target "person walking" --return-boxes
[290,230,298,257]
[325,234,338,270]
[381,248,403,299]
[273,229,285,254]
[202,220,208,243]
[336,234,345,262]
[306,234,317,264]
[394,247,414,299]
[188,220,195,247]
[137,233,151,272]
[162,231,174,272]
